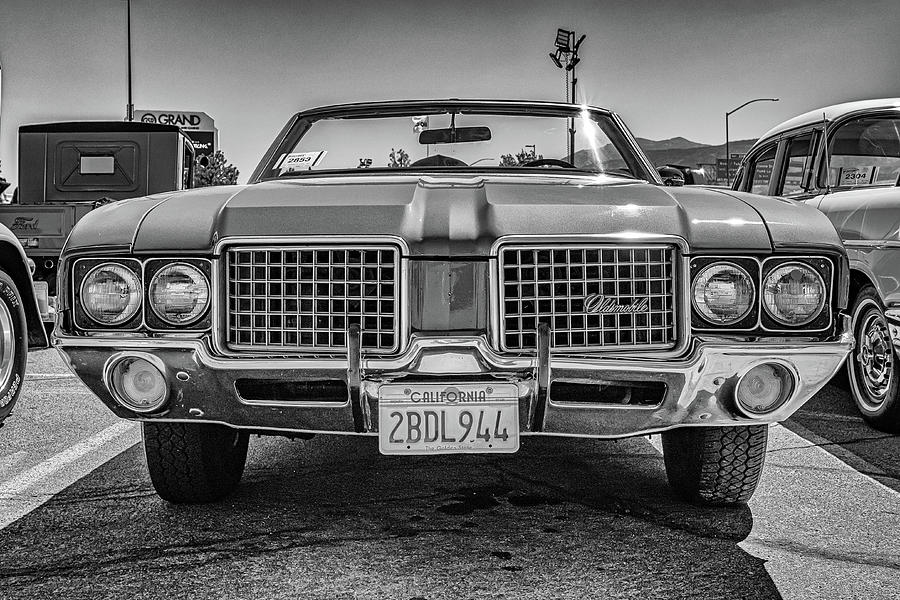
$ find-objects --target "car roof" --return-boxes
[759,98,900,141]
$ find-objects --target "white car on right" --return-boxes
[735,98,900,432]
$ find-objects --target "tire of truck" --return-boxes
[143,422,249,504]
[0,270,28,426]
[847,286,900,433]
[661,425,768,506]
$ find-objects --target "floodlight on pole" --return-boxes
[556,28,573,51]
[724,97,779,185]
[548,29,586,160]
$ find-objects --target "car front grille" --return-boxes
[226,245,401,353]
[498,245,677,352]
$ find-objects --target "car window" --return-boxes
[826,116,900,188]
[748,144,777,195]
[780,133,815,196]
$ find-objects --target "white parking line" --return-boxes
[0,421,140,529]
[742,424,900,598]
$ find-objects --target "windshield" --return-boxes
[255,106,650,180]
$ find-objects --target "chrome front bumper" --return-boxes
[54,316,853,439]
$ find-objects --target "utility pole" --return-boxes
[126,0,134,121]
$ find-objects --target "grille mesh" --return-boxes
[226,246,400,352]
[499,245,676,351]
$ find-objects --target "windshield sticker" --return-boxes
[838,166,875,186]
[279,151,327,173]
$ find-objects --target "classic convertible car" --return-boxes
[1,222,50,426]
[735,98,900,432]
[54,100,852,506]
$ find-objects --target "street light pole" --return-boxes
[724,97,779,185]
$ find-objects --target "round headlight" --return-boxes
[762,262,825,326]
[80,263,142,325]
[148,263,210,325]
[692,262,755,325]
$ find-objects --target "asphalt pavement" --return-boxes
[0,349,897,600]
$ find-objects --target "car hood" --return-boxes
[65,173,842,256]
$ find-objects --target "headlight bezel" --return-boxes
[760,257,832,331]
[74,258,144,330]
[145,259,212,329]
[690,260,757,327]
[72,256,213,332]
[690,255,834,333]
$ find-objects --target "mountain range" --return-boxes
[634,136,757,167]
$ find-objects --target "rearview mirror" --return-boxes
[419,126,492,145]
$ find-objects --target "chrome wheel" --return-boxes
[0,299,15,392]
[856,310,893,407]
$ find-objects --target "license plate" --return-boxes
[378,383,519,455]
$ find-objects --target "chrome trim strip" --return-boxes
[55,330,851,376]
[489,233,691,256]
[212,234,411,257]
[842,240,900,249]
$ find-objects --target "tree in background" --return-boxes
[500,147,543,167]
[193,151,239,187]
[387,148,410,168]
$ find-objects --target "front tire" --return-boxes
[143,422,249,503]
[662,425,768,505]
[847,286,900,432]
[0,270,28,426]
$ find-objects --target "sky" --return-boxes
[2,0,900,183]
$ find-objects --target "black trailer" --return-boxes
[0,121,195,320]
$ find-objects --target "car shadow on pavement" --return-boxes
[0,434,783,600]
[787,380,900,493]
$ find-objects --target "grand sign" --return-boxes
[134,109,217,158]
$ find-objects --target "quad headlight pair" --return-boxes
[80,262,210,327]
[692,260,827,327]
